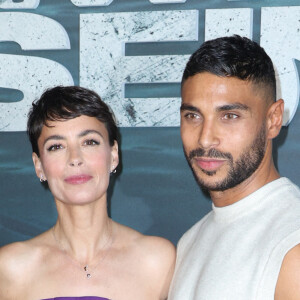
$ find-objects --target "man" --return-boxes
[168,35,300,300]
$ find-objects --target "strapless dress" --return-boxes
[42,297,110,300]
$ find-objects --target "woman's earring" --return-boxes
[40,174,45,182]
[110,166,116,174]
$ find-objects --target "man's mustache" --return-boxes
[188,148,233,161]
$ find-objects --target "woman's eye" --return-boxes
[47,144,63,151]
[223,113,238,120]
[84,139,100,146]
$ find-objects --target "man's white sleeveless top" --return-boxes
[168,178,300,300]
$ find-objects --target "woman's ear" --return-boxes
[32,152,46,181]
[267,99,284,139]
[110,141,119,172]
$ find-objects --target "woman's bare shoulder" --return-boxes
[0,231,54,299]
[0,240,34,273]
[138,233,176,262]
[0,231,52,287]
[114,222,176,299]
[115,221,176,258]
[0,231,51,264]
[0,240,36,298]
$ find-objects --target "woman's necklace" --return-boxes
[52,221,114,279]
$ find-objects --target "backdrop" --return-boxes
[1,0,300,247]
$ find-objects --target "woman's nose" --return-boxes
[68,147,83,167]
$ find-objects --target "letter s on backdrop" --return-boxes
[0,12,74,131]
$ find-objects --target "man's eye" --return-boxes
[185,113,200,120]
[47,144,63,151]
[84,139,100,146]
[223,113,238,120]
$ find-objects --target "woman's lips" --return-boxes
[64,174,93,185]
[195,158,226,171]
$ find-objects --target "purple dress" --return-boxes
[42,297,110,300]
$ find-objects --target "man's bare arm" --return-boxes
[275,243,300,300]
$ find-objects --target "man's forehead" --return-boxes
[181,73,265,109]
[182,72,252,92]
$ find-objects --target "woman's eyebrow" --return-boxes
[43,130,104,146]
[78,129,103,138]
[43,135,64,146]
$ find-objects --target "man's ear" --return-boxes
[267,99,284,139]
[32,152,46,181]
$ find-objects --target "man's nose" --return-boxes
[198,119,220,150]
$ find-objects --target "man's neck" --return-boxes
[210,161,280,208]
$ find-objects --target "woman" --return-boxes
[0,86,175,300]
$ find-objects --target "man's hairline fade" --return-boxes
[181,72,275,106]
[181,35,277,105]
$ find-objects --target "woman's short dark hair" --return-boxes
[27,86,119,156]
[182,35,276,102]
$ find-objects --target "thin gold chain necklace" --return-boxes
[52,221,114,279]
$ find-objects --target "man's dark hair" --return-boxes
[182,35,276,102]
[27,86,119,156]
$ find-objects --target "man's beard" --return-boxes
[184,125,266,192]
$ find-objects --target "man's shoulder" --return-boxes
[272,177,300,196]
[258,177,300,210]
[177,212,212,249]
[270,177,300,214]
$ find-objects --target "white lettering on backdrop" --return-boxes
[0,6,299,129]
[261,7,300,125]
[205,8,253,40]
[0,0,39,9]
[0,13,73,131]
[80,10,198,126]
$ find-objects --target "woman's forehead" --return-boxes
[39,116,108,140]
